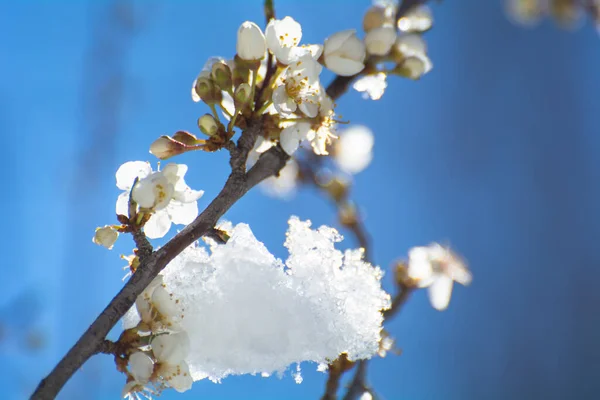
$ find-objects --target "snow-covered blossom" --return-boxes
[115,161,204,239]
[260,159,299,199]
[155,360,193,393]
[353,72,387,100]
[333,125,374,174]
[141,217,390,382]
[273,55,323,118]
[323,30,366,76]
[397,5,433,33]
[365,26,397,56]
[407,243,472,311]
[237,21,266,61]
[152,332,190,365]
[265,16,322,64]
[92,225,119,249]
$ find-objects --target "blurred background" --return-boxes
[1,0,600,399]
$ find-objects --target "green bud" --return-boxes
[198,114,220,137]
[234,83,252,110]
[211,61,233,92]
[194,76,222,104]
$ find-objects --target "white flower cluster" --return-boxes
[504,0,595,29]
[123,217,390,388]
[353,2,434,100]
[407,243,472,311]
[115,161,203,239]
[122,275,194,398]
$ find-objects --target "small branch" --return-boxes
[264,0,275,22]
[96,339,120,356]
[383,284,414,319]
[131,229,152,263]
[341,360,368,400]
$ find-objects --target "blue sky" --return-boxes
[2,1,600,399]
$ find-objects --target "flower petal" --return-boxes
[273,85,297,115]
[144,210,172,239]
[116,192,130,217]
[325,56,365,76]
[116,161,152,191]
[168,201,199,225]
[428,275,454,311]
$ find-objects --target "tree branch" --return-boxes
[31,120,285,400]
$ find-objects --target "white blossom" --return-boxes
[323,30,366,76]
[397,5,433,32]
[365,26,397,56]
[260,159,299,199]
[155,360,193,393]
[280,121,313,155]
[353,72,387,100]
[92,225,119,249]
[115,161,204,239]
[333,125,374,174]
[407,243,472,311]
[128,352,154,384]
[237,21,266,61]
[152,332,191,365]
[151,217,390,382]
[265,16,322,64]
[272,55,323,118]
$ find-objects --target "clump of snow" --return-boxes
[138,216,390,382]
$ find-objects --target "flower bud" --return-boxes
[236,21,267,61]
[149,135,186,160]
[323,30,366,76]
[193,76,222,104]
[363,6,389,32]
[397,5,433,33]
[198,114,219,137]
[234,83,252,109]
[364,26,397,56]
[92,226,119,249]
[211,61,233,92]
[393,56,432,80]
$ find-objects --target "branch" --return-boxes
[31,120,286,399]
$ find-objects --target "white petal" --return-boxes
[116,161,152,191]
[221,91,235,121]
[428,275,454,311]
[129,352,154,383]
[325,56,365,77]
[152,286,181,320]
[334,125,374,174]
[158,361,193,393]
[298,101,319,118]
[365,26,397,56]
[173,186,204,204]
[273,85,297,115]
[280,127,301,155]
[353,73,387,100]
[152,332,191,365]
[144,210,172,239]
[116,192,130,217]
[324,30,356,56]
[168,201,199,225]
